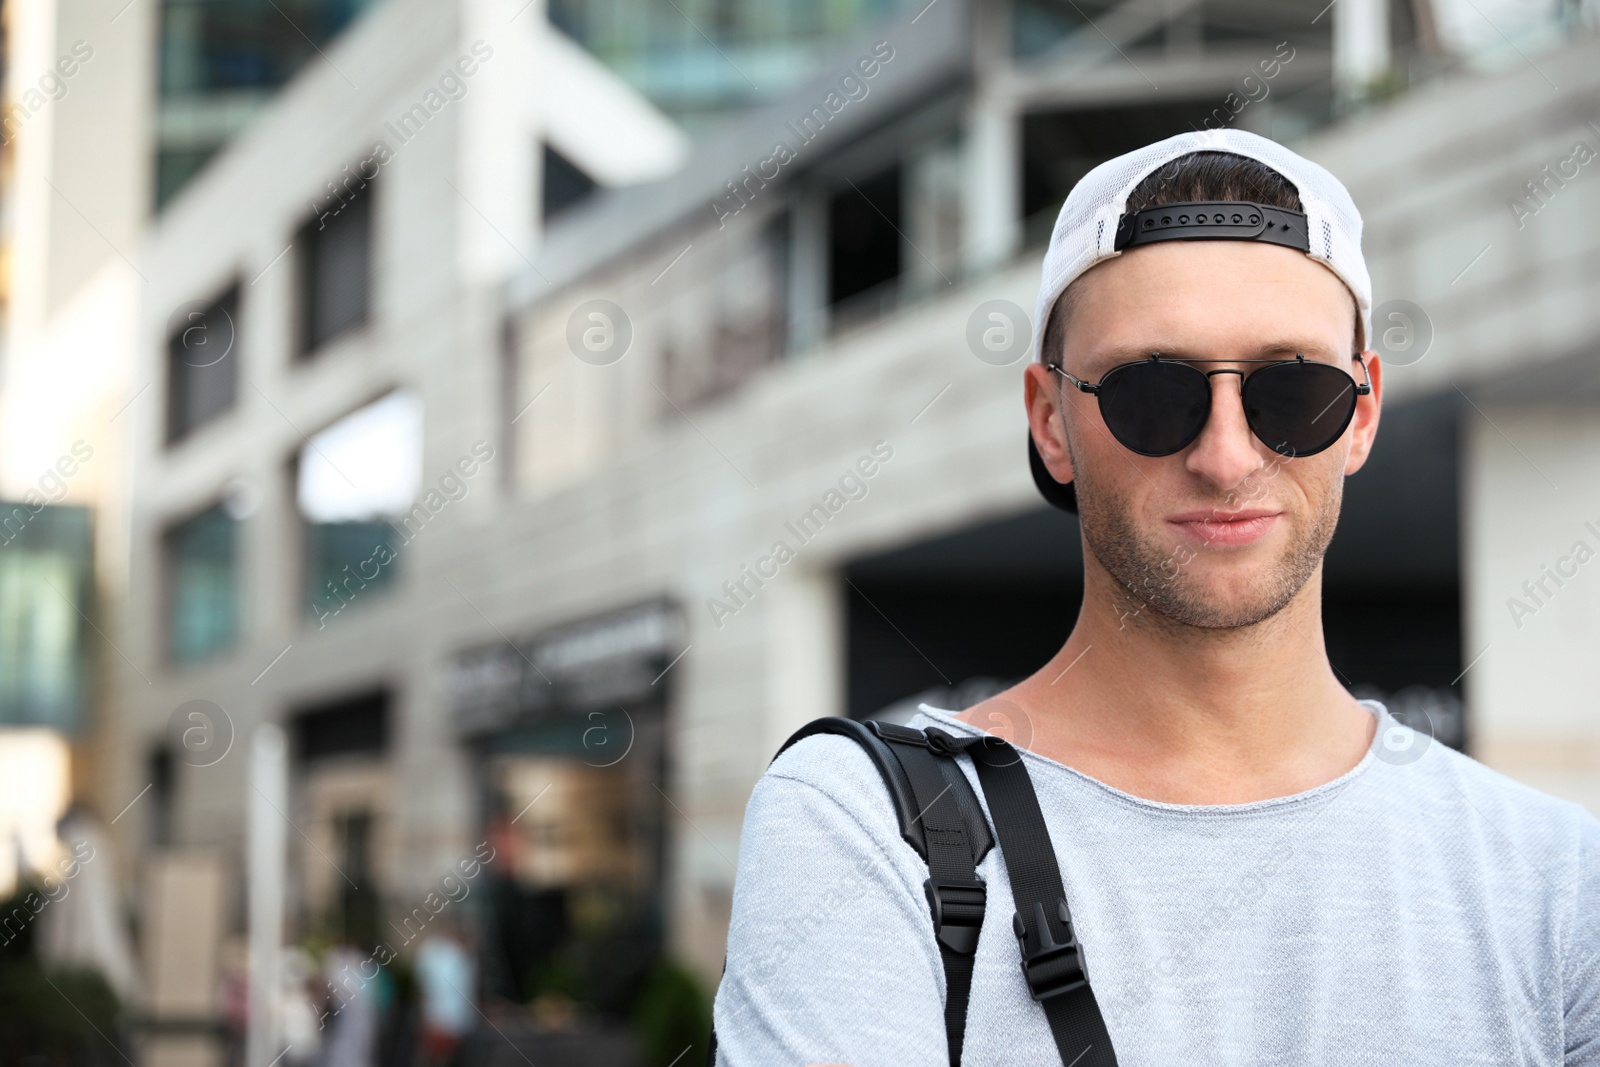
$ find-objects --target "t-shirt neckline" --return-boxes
[911,699,1390,817]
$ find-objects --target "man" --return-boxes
[709,129,1600,1065]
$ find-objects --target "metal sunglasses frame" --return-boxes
[1047,351,1373,457]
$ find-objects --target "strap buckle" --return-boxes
[866,721,975,757]
[924,876,986,955]
[1012,898,1088,1001]
[923,727,974,756]
[867,720,929,746]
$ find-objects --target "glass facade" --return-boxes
[295,391,421,625]
[154,0,919,205]
[0,506,92,733]
[304,519,400,623]
[156,0,383,206]
[165,504,239,665]
[548,0,919,124]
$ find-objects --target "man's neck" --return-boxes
[957,566,1376,805]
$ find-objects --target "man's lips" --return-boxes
[1167,508,1282,546]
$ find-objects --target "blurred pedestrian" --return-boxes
[279,946,322,1067]
[413,928,473,1067]
[219,938,250,1067]
[322,942,378,1067]
[37,807,139,1004]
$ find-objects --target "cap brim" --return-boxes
[1028,432,1077,513]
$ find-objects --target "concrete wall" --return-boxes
[1465,405,1600,813]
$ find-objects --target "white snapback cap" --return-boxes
[1031,127,1372,364]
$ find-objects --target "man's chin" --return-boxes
[1154,537,1321,630]
[1154,589,1298,631]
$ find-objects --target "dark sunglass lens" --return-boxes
[1243,360,1358,457]
[1098,361,1210,456]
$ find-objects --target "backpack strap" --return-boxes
[774,717,994,866]
[929,725,1120,1067]
[860,720,991,1066]
[705,716,994,1066]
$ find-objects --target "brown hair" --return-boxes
[1039,150,1360,367]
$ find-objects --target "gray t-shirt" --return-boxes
[711,700,1600,1065]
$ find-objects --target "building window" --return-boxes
[167,284,240,443]
[1020,104,1238,248]
[291,688,389,761]
[0,504,91,731]
[828,164,902,311]
[304,517,399,622]
[148,746,175,846]
[164,504,239,665]
[291,689,389,945]
[297,170,374,356]
[297,390,421,626]
[542,144,598,221]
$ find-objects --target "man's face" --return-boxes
[1025,240,1383,631]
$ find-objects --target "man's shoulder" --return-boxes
[763,717,899,807]
[1413,734,1584,812]
[735,719,937,932]
[763,707,960,782]
[1395,732,1600,862]
[756,710,966,843]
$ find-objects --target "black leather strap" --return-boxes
[933,727,1119,1067]
[710,718,994,1065]
[871,725,988,1065]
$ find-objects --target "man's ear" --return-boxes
[1024,362,1075,484]
[1343,349,1382,476]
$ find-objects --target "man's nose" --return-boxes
[1182,371,1266,495]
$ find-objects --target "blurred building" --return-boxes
[3,0,1600,1062]
[113,0,696,1054]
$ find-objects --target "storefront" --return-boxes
[447,599,684,1019]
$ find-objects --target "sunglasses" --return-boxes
[1050,352,1371,459]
